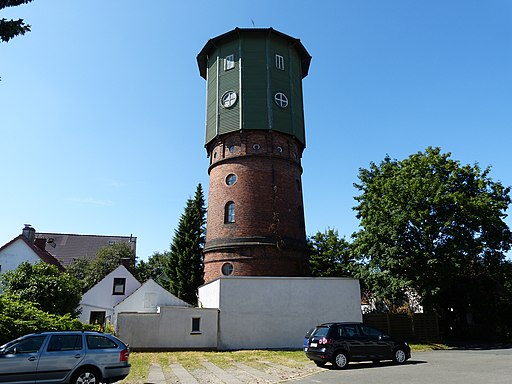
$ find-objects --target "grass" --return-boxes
[122,344,446,383]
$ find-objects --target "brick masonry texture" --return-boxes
[204,131,308,283]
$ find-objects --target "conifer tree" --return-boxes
[165,184,206,304]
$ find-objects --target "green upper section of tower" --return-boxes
[197,28,312,149]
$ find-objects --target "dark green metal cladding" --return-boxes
[197,28,311,149]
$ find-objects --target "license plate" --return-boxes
[310,342,317,347]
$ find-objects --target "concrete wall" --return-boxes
[116,306,219,350]
[198,276,362,350]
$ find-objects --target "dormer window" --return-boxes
[275,54,284,70]
[225,54,235,71]
[112,278,126,295]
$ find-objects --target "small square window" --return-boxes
[191,317,201,334]
[275,54,284,70]
[112,278,126,295]
[225,54,235,71]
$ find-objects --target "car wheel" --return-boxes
[332,351,349,369]
[71,368,100,384]
[393,348,407,364]
[314,361,326,367]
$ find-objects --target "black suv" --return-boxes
[305,322,411,369]
[0,331,131,383]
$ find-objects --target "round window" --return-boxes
[228,145,236,153]
[277,146,283,153]
[221,91,238,108]
[253,143,261,150]
[226,174,237,186]
[221,263,234,276]
[274,92,288,108]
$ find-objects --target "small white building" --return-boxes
[78,265,141,326]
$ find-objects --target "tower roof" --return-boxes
[197,27,312,79]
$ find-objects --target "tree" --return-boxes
[164,184,206,305]
[352,147,512,336]
[0,0,33,43]
[308,228,357,277]
[136,251,168,283]
[0,262,82,316]
[67,242,136,292]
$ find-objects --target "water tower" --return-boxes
[197,28,312,283]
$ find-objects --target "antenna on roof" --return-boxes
[251,19,255,28]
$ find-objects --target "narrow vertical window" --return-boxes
[275,54,284,70]
[225,54,235,70]
[225,201,235,223]
[191,317,201,333]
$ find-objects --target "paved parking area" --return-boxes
[290,348,512,384]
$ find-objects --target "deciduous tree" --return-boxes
[308,228,356,277]
[0,262,82,316]
[352,147,512,336]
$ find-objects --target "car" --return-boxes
[305,322,411,369]
[303,328,316,352]
[0,330,131,384]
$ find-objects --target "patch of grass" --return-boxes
[410,343,449,352]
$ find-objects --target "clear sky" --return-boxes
[1,0,511,261]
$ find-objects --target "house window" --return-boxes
[191,317,201,334]
[112,278,126,295]
[275,54,284,70]
[89,311,106,326]
[225,54,235,70]
[225,202,235,223]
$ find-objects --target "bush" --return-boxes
[0,294,98,345]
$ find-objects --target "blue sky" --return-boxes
[1,0,511,261]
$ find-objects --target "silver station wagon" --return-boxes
[0,331,130,384]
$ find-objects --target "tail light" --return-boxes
[319,338,332,345]
[120,348,129,362]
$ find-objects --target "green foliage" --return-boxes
[136,251,168,283]
[67,242,136,292]
[308,228,357,277]
[164,184,206,305]
[0,262,82,316]
[0,294,92,345]
[352,147,512,336]
[0,0,33,43]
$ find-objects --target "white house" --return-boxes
[0,225,63,279]
[78,265,141,326]
[113,278,191,327]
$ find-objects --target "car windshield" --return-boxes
[311,326,329,338]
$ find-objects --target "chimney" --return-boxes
[22,224,36,243]
[120,257,132,270]
[34,238,47,251]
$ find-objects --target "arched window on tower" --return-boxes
[225,201,235,223]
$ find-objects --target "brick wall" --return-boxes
[204,131,308,283]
